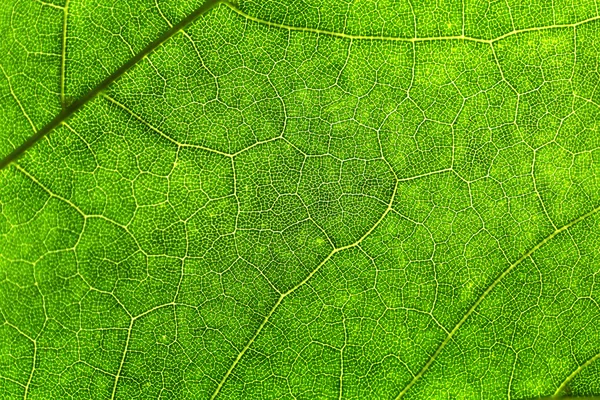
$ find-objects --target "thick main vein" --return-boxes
[0,0,223,171]
[4,0,600,172]
[395,203,600,399]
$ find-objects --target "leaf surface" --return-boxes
[1,0,600,398]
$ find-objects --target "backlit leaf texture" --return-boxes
[1,0,600,398]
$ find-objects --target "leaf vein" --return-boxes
[395,203,600,399]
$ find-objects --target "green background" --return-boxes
[1,0,600,398]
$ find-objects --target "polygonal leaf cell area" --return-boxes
[1,0,600,399]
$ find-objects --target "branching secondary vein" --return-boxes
[395,203,600,399]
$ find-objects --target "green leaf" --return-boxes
[1,0,600,398]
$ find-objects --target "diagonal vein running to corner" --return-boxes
[0,0,223,171]
[395,203,600,399]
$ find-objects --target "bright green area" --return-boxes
[1,0,600,398]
